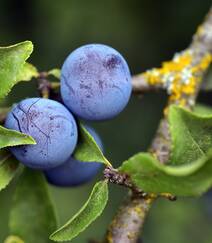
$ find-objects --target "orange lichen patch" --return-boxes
[144,50,212,106]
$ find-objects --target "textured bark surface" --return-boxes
[105,195,154,243]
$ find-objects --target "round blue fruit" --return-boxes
[44,126,103,187]
[5,98,78,169]
[60,44,132,121]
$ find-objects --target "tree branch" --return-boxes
[132,74,164,94]
[104,6,212,243]
[105,194,155,243]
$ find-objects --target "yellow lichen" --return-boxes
[196,25,204,38]
[134,206,143,216]
[4,235,24,243]
[127,232,137,240]
[144,50,212,106]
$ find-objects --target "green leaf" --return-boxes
[9,168,58,243]
[0,150,20,191]
[0,41,33,99]
[168,105,212,165]
[119,105,212,196]
[73,124,112,166]
[0,125,36,149]
[4,235,25,243]
[48,68,61,79]
[50,180,108,242]
[119,152,212,196]
[16,62,39,81]
[193,103,212,116]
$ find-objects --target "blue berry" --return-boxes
[60,44,132,121]
[44,126,103,187]
[5,98,78,169]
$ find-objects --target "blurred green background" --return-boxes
[1,0,212,242]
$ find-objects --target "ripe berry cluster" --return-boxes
[5,44,132,187]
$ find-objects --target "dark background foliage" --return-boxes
[0,0,212,242]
